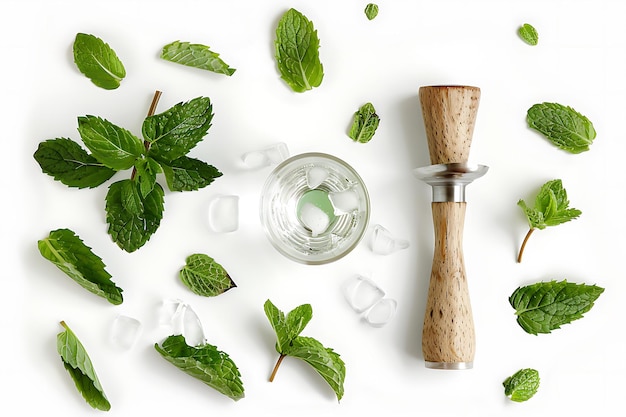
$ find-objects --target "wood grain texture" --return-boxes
[419,85,480,165]
[422,202,475,365]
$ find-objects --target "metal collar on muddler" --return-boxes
[414,85,488,370]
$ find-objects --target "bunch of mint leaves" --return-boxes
[34,91,222,252]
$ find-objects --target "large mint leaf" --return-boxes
[38,228,123,305]
[142,97,213,163]
[73,33,126,90]
[179,254,236,297]
[78,115,144,170]
[527,102,596,154]
[105,179,164,252]
[57,321,111,410]
[161,41,236,76]
[33,138,116,188]
[160,156,222,192]
[155,335,245,401]
[275,8,324,92]
[509,280,604,335]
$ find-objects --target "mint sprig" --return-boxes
[517,179,581,262]
[73,33,126,90]
[509,280,604,335]
[275,8,324,93]
[503,368,540,402]
[57,321,111,411]
[527,102,596,153]
[161,41,236,76]
[34,91,222,252]
[38,229,123,305]
[264,299,345,401]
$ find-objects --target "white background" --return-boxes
[3,0,625,416]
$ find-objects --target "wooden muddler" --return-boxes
[415,85,487,370]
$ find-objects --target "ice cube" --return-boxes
[110,315,142,350]
[343,275,385,313]
[298,202,331,237]
[306,166,330,189]
[241,142,289,169]
[158,299,206,346]
[364,298,397,327]
[329,189,359,215]
[208,194,239,233]
[371,224,410,255]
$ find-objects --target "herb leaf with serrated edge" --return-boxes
[264,299,345,401]
[364,4,379,20]
[78,116,144,171]
[518,23,538,45]
[155,334,245,401]
[38,229,123,305]
[179,254,236,297]
[161,41,236,76]
[275,8,324,93]
[57,321,111,411]
[509,280,604,335]
[73,33,126,90]
[503,368,540,402]
[349,102,380,143]
[160,156,222,192]
[527,102,596,153]
[33,138,116,188]
[516,179,581,262]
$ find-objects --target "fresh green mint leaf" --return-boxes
[78,115,144,171]
[275,8,324,93]
[155,335,245,401]
[161,41,236,76]
[160,156,222,192]
[133,156,161,198]
[264,299,345,401]
[527,102,596,153]
[33,138,116,188]
[179,254,236,297]
[509,280,604,335]
[38,229,123,305]
[503,368,540,402]
[73,33,125,90]
[364,4,379,20]
[57,321,111,411]
[143,97,213,163]
[518,23,538,46]
[349,102,380,143]
[516,179,581,262]
[105,179,164,252]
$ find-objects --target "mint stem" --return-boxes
[517,228,535,263]
[131,90,162,180]
[269,354,286,382]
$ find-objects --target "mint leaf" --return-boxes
[509,280,604,335]
[38,229,123,305]
[33,138,116,188]
[179,254,236,297]
[364,4,379,20]
[518,23,538,45]
[348,102,380,143]
[275,8,324,93]
[73,33,125,90]
[155,335,244,401]
[133,156,161,198]
[143,97,213,162]
[527,102,596,153]
[503,368,540,402]
[160,156,222,192]
[516,179,581,262]
[57,321,111,410]
[264,299,345,401]
[161,41,236,76]
[78,116,144,171]
[105,179,165,252]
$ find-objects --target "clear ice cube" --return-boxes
[110,315,142,350]
[343,275,385,313]
[208,194,239,233]
[371,224,410,255]
[158,299,206,346]
[364,298,397,327]
[329,189,359,215]
[306,166,330,189]
[298,202,331,237]
[241,142,289,169]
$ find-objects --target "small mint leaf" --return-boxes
[160,156,222,192]
[179,254,236,297]
[161,41,236,76]
[503,368,540,402]
[73,33,125,90]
